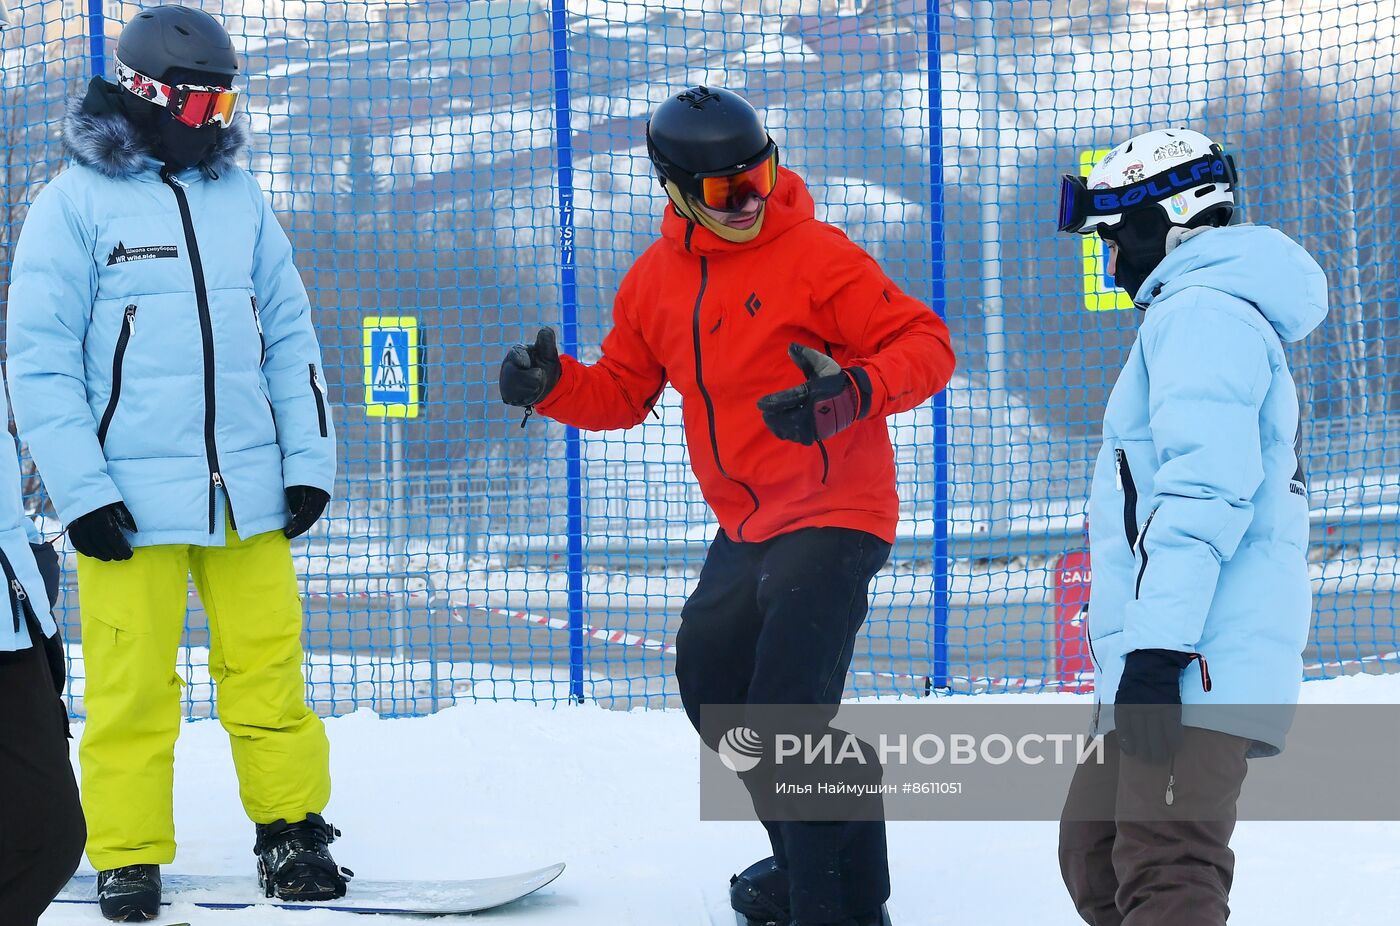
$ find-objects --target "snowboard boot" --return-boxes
[730,856,789,926]
[96,864,161,922]
[253,812,353,901]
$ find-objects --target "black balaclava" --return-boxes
[81,68,225,172]
[1104,208,1171,301]
[149,67,225,171]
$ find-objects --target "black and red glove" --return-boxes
[757,343,871,446]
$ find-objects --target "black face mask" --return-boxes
[155,115,220,171]
[1104,209,1171,301]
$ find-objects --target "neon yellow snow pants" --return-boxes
[76,523,330,870]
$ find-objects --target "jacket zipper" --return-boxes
[815,438,831,485]
[690,256,761,541]
[1115,448,1139,551]
[813,343,837,485]
[162,169,225,535]
[96,304,138,447]
[0,549,36,635]
[1084,614,1098,674]
[309,364,328,438]
[1163,655,1214,806]
[1133,509,1156,599]
[1189,653,1213,692]
[252,296,266,365]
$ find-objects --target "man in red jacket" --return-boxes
[500,86,954,926]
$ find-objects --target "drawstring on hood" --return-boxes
[62,76,246,180]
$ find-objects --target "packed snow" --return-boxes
[40,672,1400,924]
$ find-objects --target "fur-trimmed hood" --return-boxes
[61,79,247,180]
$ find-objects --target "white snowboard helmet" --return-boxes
[1058,128,1238,298]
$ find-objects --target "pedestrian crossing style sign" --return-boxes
[1079,149,1135,312]
[363,316,420,418]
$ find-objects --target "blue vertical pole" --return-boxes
[549,0,585,704]
[87,0,106,77]
[927,1,951,692]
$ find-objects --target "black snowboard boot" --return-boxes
[96,864,161,922]
[730,856,789,926]
[253,812,352,901]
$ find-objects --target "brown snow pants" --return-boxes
[1058,728,1250,926]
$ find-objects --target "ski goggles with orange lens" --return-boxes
[691,146,779,212]
[115,57,241,129]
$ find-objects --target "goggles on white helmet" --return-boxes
[1058,145,1236,234]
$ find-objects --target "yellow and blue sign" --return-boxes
[363,316,420,418]
[1079,149,1134,312]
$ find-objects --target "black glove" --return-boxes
[68,502,137,562]
[1115,648,1195,765]
[285,485,330,539]
[499,327,562,408]
[30,541,60,609]
[757,343,869,446]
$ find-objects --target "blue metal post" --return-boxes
[87,0,106,77]
[927,1,951,691]
[550,0,585,704]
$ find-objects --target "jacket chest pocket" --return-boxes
[1114,447,1140,552]
[97,304,139,448]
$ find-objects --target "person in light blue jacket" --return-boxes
[1054,129,1328,926]
[0,8,86,924]
[0,376,86,924]
[5,6,346,918]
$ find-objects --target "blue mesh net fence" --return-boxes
[0,1,1395,717]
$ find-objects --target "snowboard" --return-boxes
[55,862,565,915]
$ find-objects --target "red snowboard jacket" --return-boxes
[536,168,956,544]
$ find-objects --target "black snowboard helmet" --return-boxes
[112,5,240,170]
[646,86,779,211]
[116,4,238,85]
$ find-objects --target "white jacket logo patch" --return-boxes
[106,241,179,266]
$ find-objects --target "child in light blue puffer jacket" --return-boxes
[1055,128,1328,926]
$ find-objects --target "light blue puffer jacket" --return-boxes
[5,97,335,546]
[0,379,57,653]
[1086,224,1328,757]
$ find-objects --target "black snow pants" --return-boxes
[676,526,892,924]
[0,634,86,926]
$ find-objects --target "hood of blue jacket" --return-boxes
[1137,224,1329,343]
[60,79,247,181]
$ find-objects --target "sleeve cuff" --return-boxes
[846,366,874,419]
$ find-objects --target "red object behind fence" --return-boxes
[1054,548,1094,693]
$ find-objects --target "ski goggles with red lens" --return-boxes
[653,138,781,212]
[693,146,779,212]
[115,57,241,129]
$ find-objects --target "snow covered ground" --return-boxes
[42,673,1400,925]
